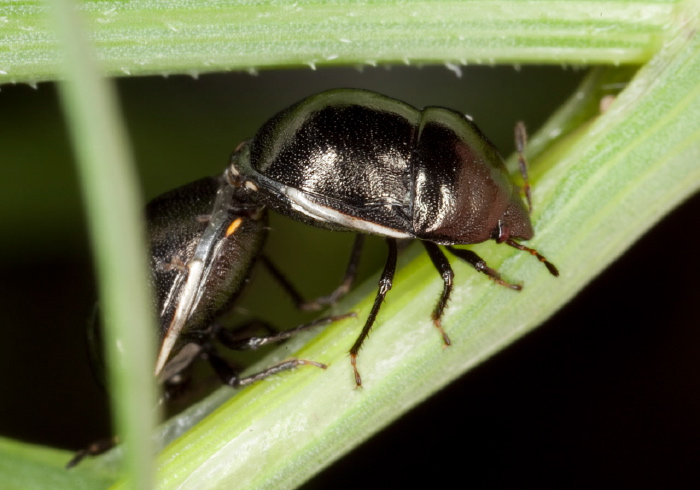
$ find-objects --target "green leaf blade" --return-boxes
[2,0,681,85]
[0,437,116,490]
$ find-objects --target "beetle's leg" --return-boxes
[201,344,326,389]
[258,255,307,309]
[349,238,397,388]
[446,246,523,290]
[505,239,559,277]
[421,242,453,346]
[236,359,328,388]
[515,121,532,213]
[66,436,118,469]
[161,359,195,402]
[260,234,365,311]
[215,313,355,351]
[302,234,365,310]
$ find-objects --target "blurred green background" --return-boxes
[1,66,698,487]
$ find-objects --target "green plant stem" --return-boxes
[0,437,114,490]
[49,0,157,488]
[2,0,684,85]
[103,11,699,490]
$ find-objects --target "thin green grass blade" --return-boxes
[2,0,683,85]
[49,0,158,487]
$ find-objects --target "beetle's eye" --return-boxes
[495,221,510,243]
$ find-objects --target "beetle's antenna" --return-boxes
[515,121,532,213]
[505,238,559,277]
[446,246,522,291]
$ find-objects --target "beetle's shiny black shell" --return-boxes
[146,176,266,373]
[232,89,532,245]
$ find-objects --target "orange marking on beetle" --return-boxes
[225,218,244,237]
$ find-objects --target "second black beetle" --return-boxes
[148,175,338,387]
[69,175,348,467]
[228,89,558,386]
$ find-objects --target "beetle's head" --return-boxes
[225,140,256,190]
[495,194,534,243]
[496,194,559,277]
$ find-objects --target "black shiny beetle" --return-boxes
[68,175,349,467]
[147,175,343,387]
[227,88,558,386]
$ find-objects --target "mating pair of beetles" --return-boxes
[149,88,557,399]
[71,88,558,466]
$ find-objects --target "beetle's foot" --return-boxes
[432,317,452,346]
[472,259,523,290]
[350,354,363,389]
[66,436,118,469]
